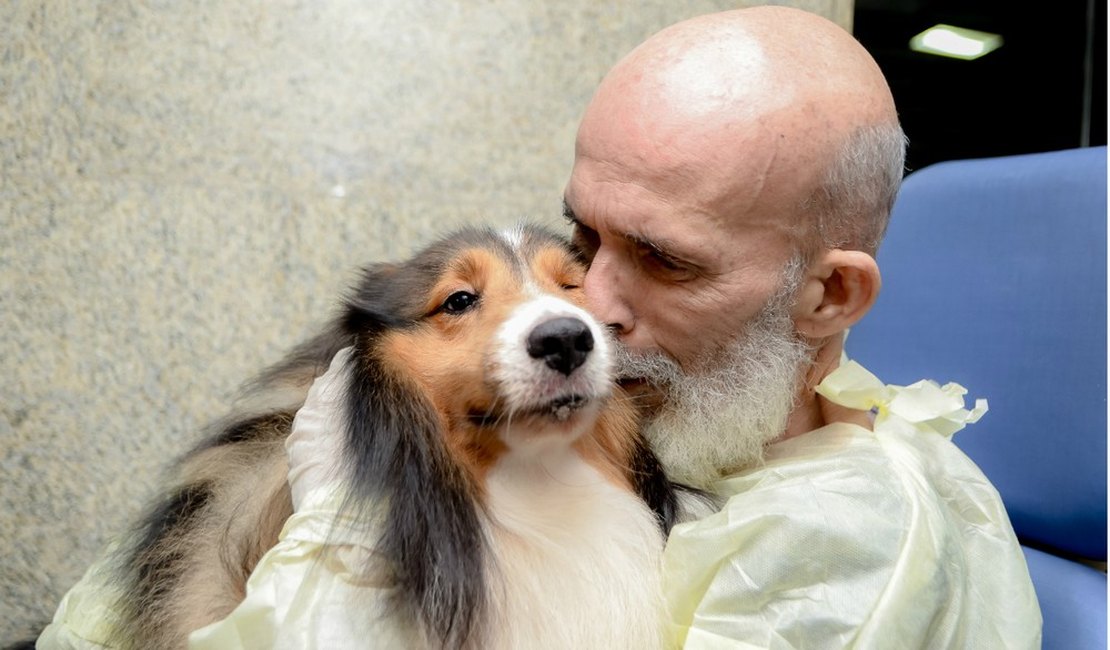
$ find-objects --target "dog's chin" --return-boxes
[533,393,590,421]
[466,393,597,431]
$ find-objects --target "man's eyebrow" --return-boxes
[624,232,688,264]
[561,200,584,228]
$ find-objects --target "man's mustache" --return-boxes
[611,342,683,384]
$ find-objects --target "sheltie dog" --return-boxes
[70,224,686,649]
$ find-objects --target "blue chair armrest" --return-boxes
[1023,545,1107,650]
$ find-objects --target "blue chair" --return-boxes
[847,146,1107,649]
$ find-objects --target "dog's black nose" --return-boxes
[526,317,594,376]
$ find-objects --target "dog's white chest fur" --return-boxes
[481,450,666,650]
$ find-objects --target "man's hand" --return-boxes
[286,346,354,511]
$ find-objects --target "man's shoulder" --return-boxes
[723,419,995,519]
[719,422,909,520]
[667,418,1026,606]
[662,422,1039,650]
[661,425,920,648]
[668,420,995,582]
[666,425,912,582]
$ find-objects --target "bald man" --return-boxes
[564,6,1040,649]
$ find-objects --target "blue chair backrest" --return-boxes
[847,147,1107,561]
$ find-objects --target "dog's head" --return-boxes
[331,224,674,648]
[336,224,640,647]
[343,224,631,470]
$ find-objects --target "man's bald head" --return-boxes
[576,6,904,255]
[565,7,904,479]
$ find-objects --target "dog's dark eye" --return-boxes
[441,291,479,315]
[561,284,580,291]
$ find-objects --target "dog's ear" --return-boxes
[342,263,405,335]
[340,343,486,648]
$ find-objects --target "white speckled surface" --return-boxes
[0,1,850,638]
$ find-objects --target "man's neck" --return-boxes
[779,333,872,441]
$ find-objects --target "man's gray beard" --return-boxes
[614,265,814,489]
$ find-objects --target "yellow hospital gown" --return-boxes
[38,360,1042,649]
[662,360,1042,649]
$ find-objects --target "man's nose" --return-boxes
[583,250,634,337]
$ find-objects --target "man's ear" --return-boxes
[791,250,881,339]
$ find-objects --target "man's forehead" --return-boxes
[568,142,798,233]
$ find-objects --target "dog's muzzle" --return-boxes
[490,295,613,429]
[526,317,594,376]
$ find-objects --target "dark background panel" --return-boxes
[854,0,1106,171]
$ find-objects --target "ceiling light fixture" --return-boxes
[909,24,1003,61]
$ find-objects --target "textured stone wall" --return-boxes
[1,0,851,638]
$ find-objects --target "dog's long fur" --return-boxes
[89,224,688,649]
